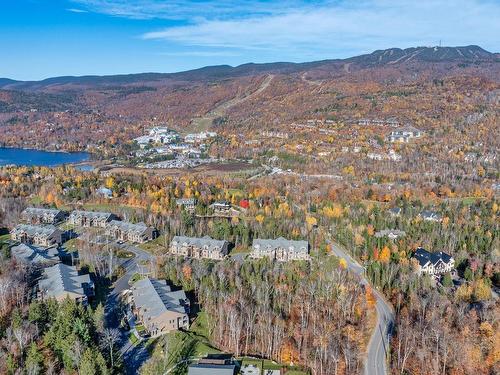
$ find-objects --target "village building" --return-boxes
[251,237,310,261]
[188,356,236,375]
[185,131,217,143]
[419,210,442,222]
[11,224,68,247]
[388,207,402,217]
[21,207,67,225]
[105,220,158,243]
[38,263,94,305]
[388,125,423,143]
[131,277,190,337]
[169,235,229,259]
[413,248,455,276]
[11,243,62,266]
[96,187,113,199]
[68,210,118,228]
[374,229,406,239]
[176,198,197,212]
[210,200,232,215]
[134,127,180,148]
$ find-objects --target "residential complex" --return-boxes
[68,210,118,228]
[21,207,67,225]
[38,263,94,304]
[251,237,310,261]
[131,278,190,337]
[170,235,229,259]
[105,220,158,243]
[11,224,67,247]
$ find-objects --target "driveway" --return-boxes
[328,241,394,375]
[105,243,155,374]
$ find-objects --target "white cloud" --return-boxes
[157,51,241,57]
[66,8,89,13]
[141,0,500,56]
[71,0,310,20]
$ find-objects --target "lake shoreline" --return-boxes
[0,147,91,167]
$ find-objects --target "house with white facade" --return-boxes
[413,248,455,276]
[388,125,423,143]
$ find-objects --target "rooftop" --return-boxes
[132,278,188,321]
[171,235,228,250]
[39,263,92,298]
[253,237,309,252]
[413,247,453,267]
[11,243,61,264]
[12,224,59,237]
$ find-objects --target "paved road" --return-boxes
[328,241,394,375]
[105,243,155,374]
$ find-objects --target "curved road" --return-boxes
[328,241,394,375]
[105,243,155,374]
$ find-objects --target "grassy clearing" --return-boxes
[116,249,135,259]
[129,273,144,285]
[129,332,139,346]
[138,235,168,254]
[29,196,44,206]
[63,238,79,253]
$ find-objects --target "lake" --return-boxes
[0,147,90,167]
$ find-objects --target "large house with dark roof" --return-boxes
[68,210,118,228]
[21,207,67,225]
[169,235,229,260]
[38,263,94,305]
[131,278,190,337]
[413,248,455,276]
[105,220,158,243]
[11,224,68,247]
[251,237,310,261]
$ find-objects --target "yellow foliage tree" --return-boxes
[379,246,391,264]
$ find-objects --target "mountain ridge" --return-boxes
[1,45,497,90]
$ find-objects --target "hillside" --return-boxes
[0,45,498,151]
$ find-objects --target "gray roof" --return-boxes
[108,220,149,235]
[171,235,228,251]
[188,364,235,375]
[23,207,63,216]
[12,224,59,237]
[388,207,402,215]
[11,243,60,265]
[132,278,188,321]
[374,229,406,238]
[69,210,114,219]
[420,210,442,220]
[176,198,197,205]
[39,264,92,299]
[253,237,309,252]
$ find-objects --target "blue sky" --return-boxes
[1,0,499,80]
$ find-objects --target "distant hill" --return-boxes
[1,45,497,90]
